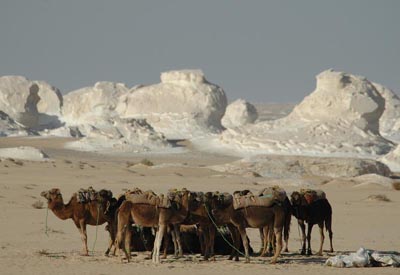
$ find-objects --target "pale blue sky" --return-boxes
[1,0,399,102]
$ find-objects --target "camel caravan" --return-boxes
[40,186,333,264]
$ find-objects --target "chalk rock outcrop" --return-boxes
[62,81,129,125]
[216,70,393,157]
[65,117,170,153]
[380,145,400,172]
[221,99,258,128]
[116,70,227,139]
[0,76,62,131]
[374,83,400,142]
[0,146,49,161]
[211,155,391,178]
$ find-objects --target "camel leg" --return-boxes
[227,225,240,261]
[153,224,166,264]
[173,224,183,258]
[317,222,325,256]
[124,223,132,261]
[260,226,269,257]
[208,225,216,261]
[298,220,306,255]
[259,227,265,255]
[78,220,89,256]
[306,223,313,256]
[238,226,250,263]
[271,226,283,264]
[105,222,116,256]
[162,230,169,259]
[283,211,291,253]
[326,215,334,253]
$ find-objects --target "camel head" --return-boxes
[290,191,307,207]
[167,188,190,209]
[40,188,62,203]
[188,191,205,212]
[208,192,233,223]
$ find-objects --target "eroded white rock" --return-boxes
[116,70,227,139]
[0,76,62,131]
[221,99,258,128]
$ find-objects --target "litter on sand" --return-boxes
[325,247,400,268]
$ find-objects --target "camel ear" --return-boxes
[40,191,48,197]
[55,189,61,195]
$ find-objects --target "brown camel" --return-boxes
[290,190,333,256]
[180,191,216,260]
[40,188,114,256]
[207,191,285,264]
[116,189,191,263]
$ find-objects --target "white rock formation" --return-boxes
[62,81,129,125]
[61,81,170,152]
[116,70,227,139]
[380,145,400,172]
[374,83,400,142]
[221,99,258,128]
[211,155,391,178]
[0,111,34,136]
[0,146,49,161]
[214,70,393,157]
[0,76,62,131]
[65,117,170,153]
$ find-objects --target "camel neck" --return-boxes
[48,197,74,220]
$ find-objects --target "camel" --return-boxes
[116,189,191,263]
[207,191,285,264]
[40,188,114,256]
[259,196,292,256]
[290,190,333,256]
[179,191,216,260]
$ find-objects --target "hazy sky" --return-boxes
[1,0,399,103]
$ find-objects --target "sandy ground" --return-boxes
[0,137,399,275]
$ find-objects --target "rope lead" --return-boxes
[204,204,245,257]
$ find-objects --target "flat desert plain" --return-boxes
[0,137,399,275]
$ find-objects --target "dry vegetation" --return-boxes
[32,200,44,209]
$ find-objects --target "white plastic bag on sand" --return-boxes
[325,247,371,267]
[326,247,400,268]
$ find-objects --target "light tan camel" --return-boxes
[40,188,114,256]
[208,192,285,264]
[116,189,191,263]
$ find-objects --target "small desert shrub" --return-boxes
[367,194,391,202]
[37,249,49,256]
[392,182,400,191]
[140,158,154,166]
[32,200,44,209]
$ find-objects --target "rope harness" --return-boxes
[204,203,245,257]
[91,204,101,255]
[45,207,49,237]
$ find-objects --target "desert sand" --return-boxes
[0,136,399,275]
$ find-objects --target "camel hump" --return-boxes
[126,190,160,206]
[258,186,287,202]
[300,188,326,204]
[233,190,275,210]
[77,186,99,203]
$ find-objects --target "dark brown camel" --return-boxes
[116,189,191,263]
[207,191,285,264]
[40,188,114,256]
[290,191,333,256]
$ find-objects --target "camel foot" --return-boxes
[284,248,289,253]
[270,259,277,264]
[245,257,250,263]
[306,250,312,256]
